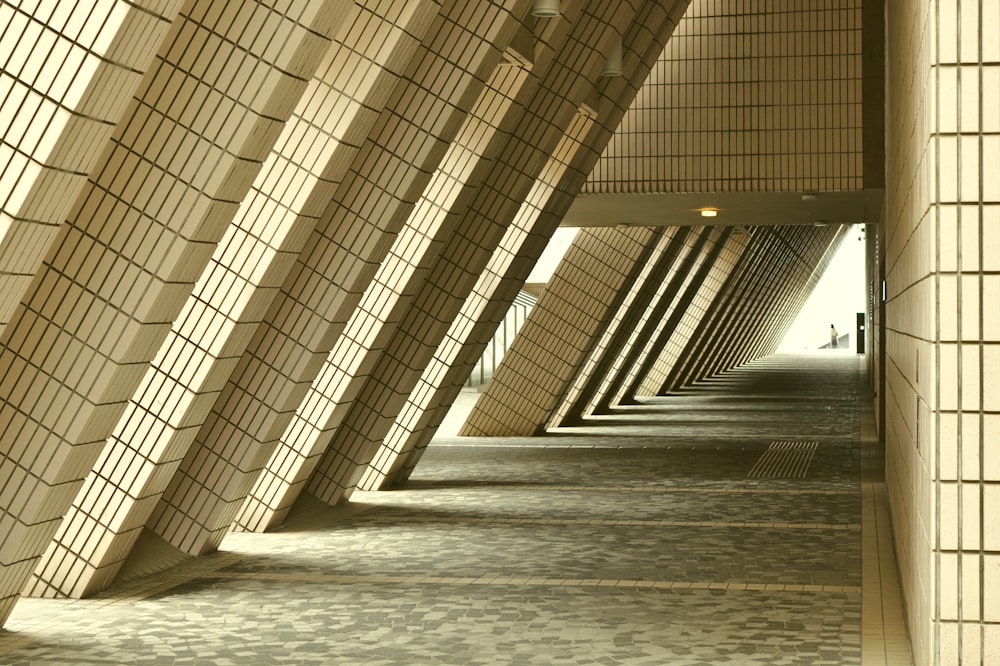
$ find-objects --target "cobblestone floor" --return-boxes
[0,352,908,664]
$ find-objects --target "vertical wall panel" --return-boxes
[884,1,1000,662]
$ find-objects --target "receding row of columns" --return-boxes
[462,223,848,436]
[0,0,690,626]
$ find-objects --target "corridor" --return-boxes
[0,354,910,664]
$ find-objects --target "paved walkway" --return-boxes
[0,353,910,664]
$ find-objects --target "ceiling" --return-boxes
[561,190,882,229]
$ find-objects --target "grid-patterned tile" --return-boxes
[246,52,531,524]
[146,1,524,549]
[883,1,1000,662]
[549,227,691,427]
[0,0,339,620]
[461,225,663,437]
[0,1,182,327]
[24,0,420,599]
[307,0,661,507]
[582,225,729,416]
[585,1,863,194]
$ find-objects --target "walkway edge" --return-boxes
[860,357,913,664]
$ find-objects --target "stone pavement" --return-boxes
[0,352,910,664]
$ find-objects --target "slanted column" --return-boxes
[697,226,840,380]
[358,0,695,486]
[26,0,422,599]
[678,230,790,382]
[258,0,665,513]
[667,228,793,389]
[460,225,665,436]
[0,1,183,327]
[657,227,780,393]
[361,121,595,489]
[579,226,727,415]
[0,1,340,623]
[712,226,843,373]
[245,54,532,524]
[605,227,744,407]
[146,0,526,550]
[550,227,693,427]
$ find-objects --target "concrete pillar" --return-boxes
[594,226,732,412]
[361,0,691,490]
[286,0,669,510]
[553,226,697,425]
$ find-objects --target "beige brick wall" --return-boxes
[362,0,691,489]
[461,225,663,436]
[146,0,525,553]
[618,228,744,403]
[550,226,693,426]
[884,1,1000,662]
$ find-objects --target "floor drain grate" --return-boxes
[748,441,819,478]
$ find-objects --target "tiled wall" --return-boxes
[661,225,844,393]
[884,1,1000,663]
[585,0,863,194]
[0,1,702,623]
[249,56,531,522]
[145,0,525,554]
[364,0,693,485]
[551,226,696,424]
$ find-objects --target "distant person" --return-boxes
[830,324,838,349]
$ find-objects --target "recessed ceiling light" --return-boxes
[531,0,560,16]
[700,208,718,218]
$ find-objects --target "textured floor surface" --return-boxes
[0,352,910,664]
